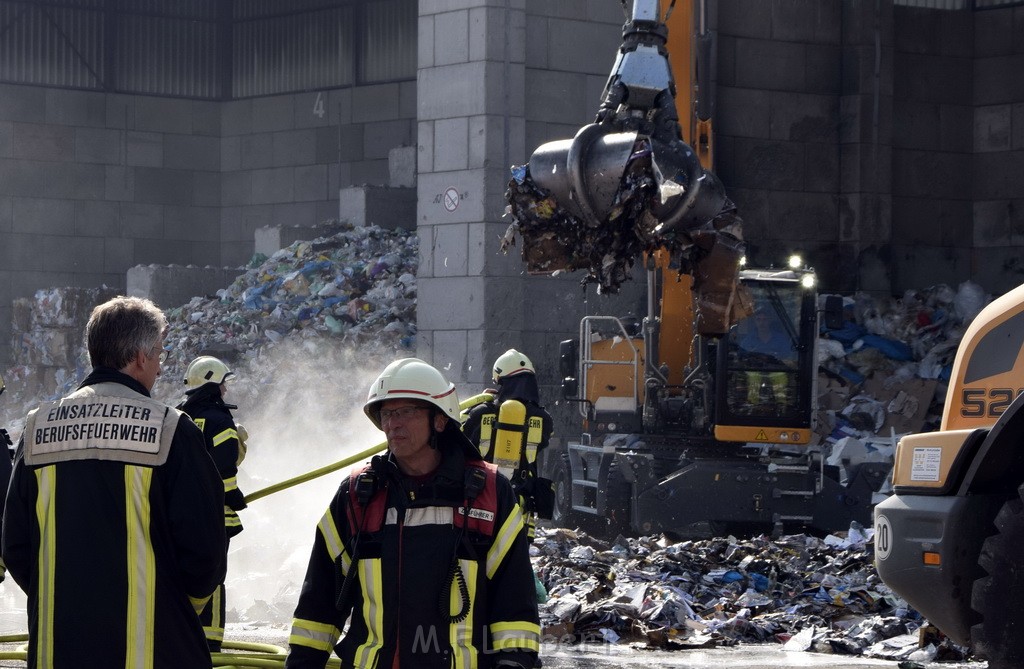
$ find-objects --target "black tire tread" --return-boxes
[604,459,632,537]
[970,483,1024,667]
[551,452,577,529]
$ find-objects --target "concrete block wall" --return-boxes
[415,0,638,398]
[968,5,1024,293]
[4,0,1024,384]
[712,0,852,287]
[523,1,622,163]
[219,85,417,267]
[338,185,416,229]
[0,81,417,365]
[126,265,246,312]
[890,6,974,293]
[417,0,527,387]
[0,85,222,366]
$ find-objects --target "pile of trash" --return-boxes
[811,280,991,482]
[532,525,968,663]
[151,223,418,402]
[0,223,419,428]
[3,286,120,424]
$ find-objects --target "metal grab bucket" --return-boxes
[528,124,638,225]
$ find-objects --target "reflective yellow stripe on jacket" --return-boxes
[34,467,57,669]
[490,621,542,652]
[289,619,340,653]
[318,509,348,574]
[125,465,156,669]
[354,558,384,669]
[224,475,243,528]
[204,584,224,643]
[189,594,211,615]
[288,510,347,653]
[486,503,525,579]
[212,427,237,447]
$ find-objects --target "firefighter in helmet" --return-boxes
[286,358,540,669]
[178,355,249,653]
[2,296,224,668]
[463,349,555,540]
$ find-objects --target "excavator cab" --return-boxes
[560,263,819,443]
[714,267,819,444]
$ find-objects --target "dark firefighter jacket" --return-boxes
[463,373,553,498]
[285,425,541,669]
[178,383,247,537]
[0,439,11,583]
[1,368,226,669]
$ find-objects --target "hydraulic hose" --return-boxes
[243,393,494,504]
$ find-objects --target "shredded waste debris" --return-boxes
[152,222,418,404]
[502,152,743,296]
[531,525,969,663]
[2,223,418,421]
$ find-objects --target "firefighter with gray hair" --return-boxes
[2,296,225,669]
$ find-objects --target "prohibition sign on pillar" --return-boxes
[443,187,460,212]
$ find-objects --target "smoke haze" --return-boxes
[1,340,407,633]
[217,340,396,625]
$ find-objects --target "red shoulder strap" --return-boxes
[346,464,388,534]
[454,461,499,537]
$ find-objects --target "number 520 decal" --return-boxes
[961,388,1024,418]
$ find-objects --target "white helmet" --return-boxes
[184,356,233,389]
[492,349,535,383]
[364,358,460,429]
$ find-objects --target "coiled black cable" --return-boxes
[439,505,472,624]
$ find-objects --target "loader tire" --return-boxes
[551,453,577,530]
[970,483,1024,668]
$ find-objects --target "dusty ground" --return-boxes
[0,621,987,668]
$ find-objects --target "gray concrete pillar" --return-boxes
[416,0,527,385]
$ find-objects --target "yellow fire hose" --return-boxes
[0,636,338,667]
[0,393,494,668]
[243,392,493,504]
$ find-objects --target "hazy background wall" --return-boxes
[0,0,1023,380]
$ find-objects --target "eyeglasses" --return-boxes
[149,346,167,364]
[378,406,428,423]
